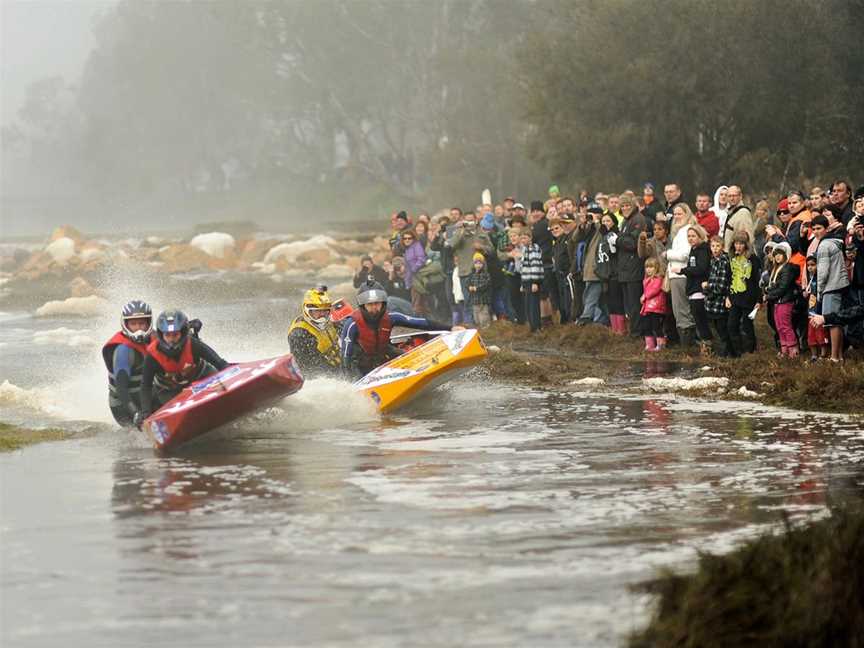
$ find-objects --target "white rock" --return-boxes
[317,264,354,279]
[79,248,106,264]
[251,262,276,274]
[35,295,109,318]
[642,376,729,391]
[736,385,759,398]
[570,377,605,386]
[262,235,337,264]
[486,345,501,353]
[44,237,76,264]
[189,232,236,258]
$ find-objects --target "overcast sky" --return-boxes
[1,0,114,126]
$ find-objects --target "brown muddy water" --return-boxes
[2,292,863,647]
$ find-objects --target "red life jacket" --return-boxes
[102,331,150,372]
[146,336,197,381]
[350,309,392,358]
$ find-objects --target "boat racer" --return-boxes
[137,309,230,425]
[287,286,342,378]
[340,280,461,377]
[102,300,153,426]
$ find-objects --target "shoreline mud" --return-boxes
[481,318,864,416]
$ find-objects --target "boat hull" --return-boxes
[143,354,304,451]
[353,329,487,413]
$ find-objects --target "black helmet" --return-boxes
[120,300,153,344]
[155,309,189,357]
[356,279,388,307]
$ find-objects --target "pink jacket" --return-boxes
[641,276,668,315]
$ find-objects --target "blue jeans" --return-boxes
[492,286,513,319]
[580,281,609,324]
[458,275,474,324]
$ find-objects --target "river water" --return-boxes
[2,291,863,647]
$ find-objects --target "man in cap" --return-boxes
[642,182,662,224]
[389,211,411,253]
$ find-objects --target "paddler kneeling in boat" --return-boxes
[102,300,154,427]
[340,280,462,378]
[287,285,342,378]
[135,309,230,427]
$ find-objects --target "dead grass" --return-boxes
[628,506,864,648]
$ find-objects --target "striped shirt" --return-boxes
[520,243,544,284]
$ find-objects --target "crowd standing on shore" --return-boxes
[362,181,864,363]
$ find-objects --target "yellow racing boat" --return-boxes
[353,329,488,413]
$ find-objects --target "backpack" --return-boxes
[411,260,446,295]
[573,240,588,275]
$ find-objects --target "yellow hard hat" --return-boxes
[302,286,332,328]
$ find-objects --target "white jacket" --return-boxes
[666,226,691,277]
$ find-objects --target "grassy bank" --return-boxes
[480,316,864,414]
[0,422,75,452]
[628,506,864,647]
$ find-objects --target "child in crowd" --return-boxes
[726,232,762,356]
[639,257,667,351]
[518,228,544,332]
[804,255,829,360]
[763,242,800,357]
[703,235,733,357]
[467,252,492,327]
[504,227,524,324]
[450,259,467,326]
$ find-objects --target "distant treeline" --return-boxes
[2,0,861,220]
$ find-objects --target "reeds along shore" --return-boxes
[627,503,864,648]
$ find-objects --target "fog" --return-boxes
[1,0,108,124]
[1,0,860,238]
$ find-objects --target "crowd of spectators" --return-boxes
[356,181,864,362]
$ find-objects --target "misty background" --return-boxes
[1,0,862,237]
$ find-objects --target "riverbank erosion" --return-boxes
[481,319,864,415]
[628,505,864,647]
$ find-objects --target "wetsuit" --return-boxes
[287,317,342,378]
[140,336,229,416]
[102,332,149,426]
[340,309,449,377]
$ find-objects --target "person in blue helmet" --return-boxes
[102,300,153,426]
[137,309,229,425]
[340,279,462,378]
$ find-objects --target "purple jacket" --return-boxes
[403,241,427,289]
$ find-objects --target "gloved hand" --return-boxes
[132,411,147,430]
[189,318,203,337]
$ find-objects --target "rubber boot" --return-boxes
[610,314,626,335]
[678,327,695,352]
[644,336,656,351]
[654,337,667,351]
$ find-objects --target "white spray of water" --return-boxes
[4,263,376,429]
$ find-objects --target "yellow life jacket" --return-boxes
[288,317,341,367]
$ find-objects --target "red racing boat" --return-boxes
[142,354,304,452]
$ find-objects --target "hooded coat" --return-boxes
[713,186,729,232]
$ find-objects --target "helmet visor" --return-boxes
[308,307,331,321]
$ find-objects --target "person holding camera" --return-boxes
[353,255,389,289]
[448,212,493,325]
